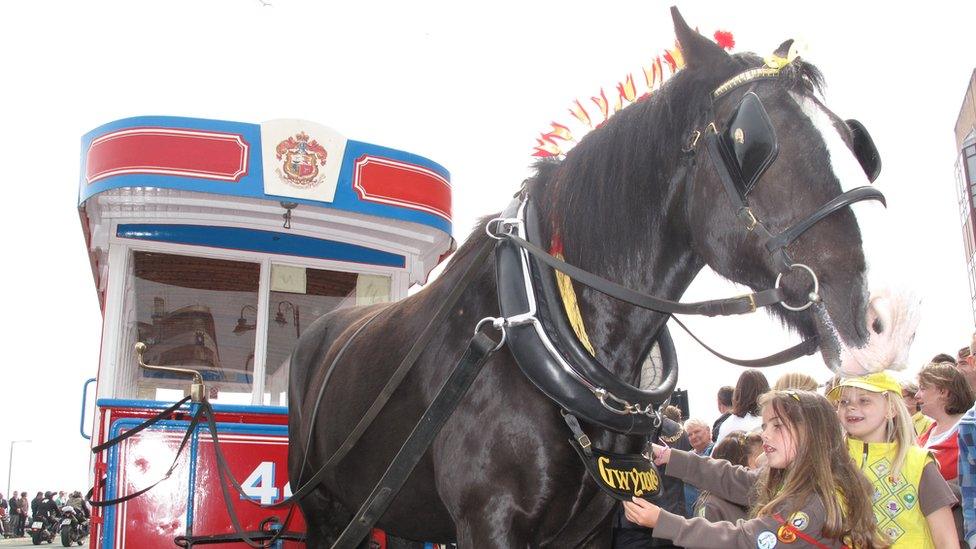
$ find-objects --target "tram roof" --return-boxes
[78,116,456,300]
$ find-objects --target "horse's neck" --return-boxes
[561,165,704,380]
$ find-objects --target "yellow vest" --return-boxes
[912,412,934,437]
[847,439,935,549]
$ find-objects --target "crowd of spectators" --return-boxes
[0,489,88,538]
[611,330,976,549]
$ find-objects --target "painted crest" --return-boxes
[275,132,328,188]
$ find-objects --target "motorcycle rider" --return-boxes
[63,491,89,530]
[36,492,60,524]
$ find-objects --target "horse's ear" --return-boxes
[773,39,795,58]
[670,6,729,68]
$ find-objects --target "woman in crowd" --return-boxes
[623,390,886,548]
[916,361,976,480]
[714,370,768,444]
[692,430,763,523]
[830,372,957,548]
[900,380,934,436]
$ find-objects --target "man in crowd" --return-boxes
[17,492,28,536]
[0,492,9,537]
[29,492,42,520]
[682,418,714,517]
[711,386,733,441]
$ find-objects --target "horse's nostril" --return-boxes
[872,318,884,334]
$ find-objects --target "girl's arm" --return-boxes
[663,448,759,506]
[924,506,959,549]
[623,496,832,549]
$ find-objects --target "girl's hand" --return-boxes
[622,497,662,527]
[650,443,671,466]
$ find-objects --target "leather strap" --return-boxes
[668,315,818,367]
[764,186,886,254]
[281,237,496,507]
[91,395,192,454]
[331,332,499,548]
[88,399,204,507]
[503,232,784,317]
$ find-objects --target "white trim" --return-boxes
[251,260,271,405]
[82,188,454,286]
[97,244,130,400]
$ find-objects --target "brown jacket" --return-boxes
[696,492,748,523]
[654,450,848,549]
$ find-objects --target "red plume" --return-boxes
[713,30,735,50]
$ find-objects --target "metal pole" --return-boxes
[7,440,30,497]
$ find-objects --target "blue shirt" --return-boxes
[958,405,976,549]
[682,444,713,517]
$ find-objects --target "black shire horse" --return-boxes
[288,9,900,548]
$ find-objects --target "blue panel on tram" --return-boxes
[117,224,406,268]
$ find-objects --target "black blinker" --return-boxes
[846,119,881,183]
[719,92,779,196]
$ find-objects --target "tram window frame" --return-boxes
[102,237,408,407]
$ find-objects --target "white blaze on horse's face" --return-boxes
[789,92,919,375]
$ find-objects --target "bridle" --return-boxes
[692,65,886,310]
[490,60,887,426]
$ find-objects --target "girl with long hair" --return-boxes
[830,372,957,548]
[714,370,769,444]
[623,390,887,548]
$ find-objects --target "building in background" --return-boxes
[954,69,976,327]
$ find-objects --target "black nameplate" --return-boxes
[570,440,662,501]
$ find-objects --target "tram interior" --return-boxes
[113,251,390,405]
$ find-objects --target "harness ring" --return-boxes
[774,263,820,312]
[485,217,522,241]
[475,317,507,351]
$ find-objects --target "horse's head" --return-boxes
[672,9,916,375]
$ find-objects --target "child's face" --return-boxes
[760,405,797,469]
[836,387,890,443]
[747,443,764,469]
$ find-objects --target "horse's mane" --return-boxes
[531,52,825,273]
[438,49,825,281]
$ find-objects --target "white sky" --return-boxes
[1,0,974,501]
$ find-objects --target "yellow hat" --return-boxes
[826,371,902,402]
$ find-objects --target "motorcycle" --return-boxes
[27,515,58,545]
[58,506,88,547]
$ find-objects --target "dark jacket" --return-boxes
[29,497,43,519]
[36,498,60,521]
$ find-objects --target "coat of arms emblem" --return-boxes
[275,132,328,188]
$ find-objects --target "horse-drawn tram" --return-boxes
[79,115,454,548]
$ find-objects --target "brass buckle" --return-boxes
[683,130,702,152]
[738,293,757,313]
[739,208,758,231]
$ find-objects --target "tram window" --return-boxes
[117,251,261,404]
[262,266,392,406]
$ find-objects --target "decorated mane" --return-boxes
[532,29,736,159]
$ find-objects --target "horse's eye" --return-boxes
[846,119,881,183]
